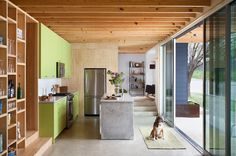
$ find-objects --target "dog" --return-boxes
[149,116,164,141]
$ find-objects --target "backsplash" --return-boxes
[38,78,62,96]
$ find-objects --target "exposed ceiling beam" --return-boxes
[45,24,182,29]
[29,13,197,18]
[42,21,186,26]
[46,27,178,31]
[10,0,211,53]
[36,17,191,23]
[12,0,211,7]
[20,7,203,14]
[49,30,176,34]
[119,45,155,53]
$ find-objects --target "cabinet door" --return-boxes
[40,24,56,78]
[39,104,54,138]
[73,92,79,120]
[54,98,66,139]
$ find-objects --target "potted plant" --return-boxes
[107,70,124,95]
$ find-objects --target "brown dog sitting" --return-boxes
[149,116,164,141]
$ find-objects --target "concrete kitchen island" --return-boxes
[100,94,134,140]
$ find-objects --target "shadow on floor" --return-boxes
[58,117,100,140]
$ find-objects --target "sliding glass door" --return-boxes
[163,40,174,126]
[231,2,236,155]
[204,8,226,156]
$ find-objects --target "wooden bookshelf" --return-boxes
[129,61,145,96]
[0,1,39,155]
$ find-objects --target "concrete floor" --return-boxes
[43,116,201,156]
[175,107,203,147]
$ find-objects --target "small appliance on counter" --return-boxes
[51,84,60,94]
[59,86,68,93]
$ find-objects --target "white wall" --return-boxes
[38,78,61,96]
[145,47,158,86]
[118,54,145,91]
[145,45,161,114]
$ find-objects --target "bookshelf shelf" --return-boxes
[0,1,39,155]
[129,61,145,96]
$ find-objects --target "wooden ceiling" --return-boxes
[176,25,203,43]
[11,0,211,53]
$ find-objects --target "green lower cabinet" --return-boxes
[54,98,67,139]
[73,92,79,120]
[39,97,67,143]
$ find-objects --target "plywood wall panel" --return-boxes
[62,43,118,116]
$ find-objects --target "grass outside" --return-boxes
[188,92,203,107]
[192,69,203,79]
[192,69,236,81]
[189,92,236,112]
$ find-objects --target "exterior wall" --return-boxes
[176,43,188,105]
[118,54,145,91]
[62,43,118,116]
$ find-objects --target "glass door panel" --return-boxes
[163,40,174,126]
[231,2,236,155]
[205,8,226,156]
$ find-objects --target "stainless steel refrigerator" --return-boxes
[84,68,106,115]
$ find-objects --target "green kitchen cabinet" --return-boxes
[73,92,79,120]
[40,23,72,78]
[39,97,67,143]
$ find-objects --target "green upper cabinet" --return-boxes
[40,23,72,78]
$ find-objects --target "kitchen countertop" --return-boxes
[39,96,66,104]
[100,94,133,103]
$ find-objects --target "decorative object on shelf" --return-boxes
[7,39,15,55]
[8,80,15,98]
[0,100,2,114]
[0,59,6,75]
[8,60,15,73]
[129,61,145,96]
[17,83,23,99]
[17,28,23,39]
[0,80,5,96]
[0,133,2,153]
[107,70,124,95]
[8,147,16,156]
[150,64,155,69]
[17,54,23,63]
[0,88,4,97]
[0,36,3,45]
[7,113,11,125]
[8,102,15,110]
[16,121,21,140]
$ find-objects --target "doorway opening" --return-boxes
[175,24,204,148]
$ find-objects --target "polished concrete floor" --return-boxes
[175,107,203,147]
[43,116,202,156]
